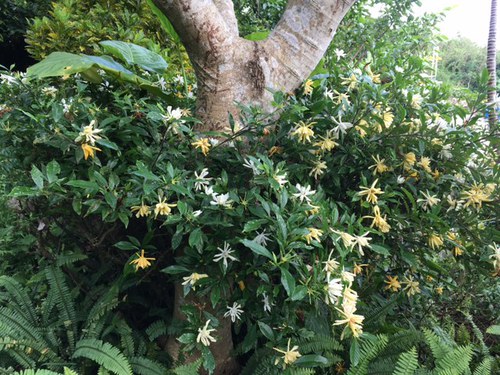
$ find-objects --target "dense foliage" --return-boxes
[0,0,499,374]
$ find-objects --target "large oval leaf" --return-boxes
[99,41,168,73]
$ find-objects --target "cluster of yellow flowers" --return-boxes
[130,195,177,219]
[384,275,421,296]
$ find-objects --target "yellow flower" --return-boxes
[304,227,323,244]
[334,304,364,339]
[269,146,283,156]
[462,183,492,210]
[182,272,208,289]
[309,160,327,179]
[154,196,177,218]
[402,275,420,296]
[341,74,358,90]
[447,232,464,256]
[435,287,443,295]
[428,233,443,250]
[191,138,211,156]
[358,179,384,204]
[303,79,314,95]
[353,263,367,275]
[369,155,390,175]
[404,152,416,169]
[81,143,102,160]
[313,131,338,152]
[384,275,401,292]
[130,203,151,218]
[417,156,432,173]
[130,249,155,271]
[291,121,316,143]
[355,125,367,137]
[274,339,301,367]
[431,169,440,180]
[382,110,394,128]
[363,205,391,233]
[426,275,433,282]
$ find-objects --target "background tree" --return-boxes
[487,0,497,128]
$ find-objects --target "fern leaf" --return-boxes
[0,276,38,324]
[84,286,119,332]
[347,335,389,375]
[473,357,492,375]
[13,370,62,375]
[64,368,79,375]
[392,347,418,375]
[299,334,343,353]
[45,266,77,350]
[146,320,168,342]
[129,357,168,375]
[423,329,450,362]
[172,358,202,375]
[72,339,132,375]
[56,253,88,267]
[283,368,315,375]
[434,345,473,375]
[0,307,43,343]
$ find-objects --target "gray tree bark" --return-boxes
[150,0,357,373]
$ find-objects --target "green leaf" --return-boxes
[243,219,268,233]
[72,339,132,375]
[146,0,181,44]
[114,241,138,251]
[241,239,273,260]
[27,52,96,78]
[66,180,99,190]
[370,244,390,256]
[46,160,61,183]
[8,186,39,197]
[177,333,195,344]
[486,325,500,335]
[99,41,168,74]
[258,321,275,341]
[189,228,203,250]
[31,165,44,189]
[280,267,296,297]
[350,339,361,367]
[161,265,190,274]
[295,354,329,367]
[291,285,308,301]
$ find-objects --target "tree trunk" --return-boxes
[151,0,357,372]
[487,0,497,129]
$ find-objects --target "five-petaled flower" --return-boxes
[130,250,155,271]
[358,179,384,204]
[154,196,177,218]
[293,184,316,203]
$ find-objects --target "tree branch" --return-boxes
[213,0,239,35]
[152,0,238,61]
[264,0,358,91]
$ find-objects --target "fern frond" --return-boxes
[56,253,88,267]
[63,368,79,375]
[347,335,389,375]
[84,286,119,336]
[42,287,57,325]
[423,329,450,362]
[146,320,168,342]
[171,358,202,375]
[434,344,473,375]
[464,315,489,356]
[299,334,343,353]
[363,297,398,328]
[283,368,315,375]
[129,357,168,375]
[72,339,132,375]
[13,370,62,375]
[0,336,57,360]
[0,276,38,324]
[0,307,43,343]
[473,357,492,375]
[45,267,77,350]
[4,347,36,367]
[392,347,418,375]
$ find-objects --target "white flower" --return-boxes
[0,74,17,85]
[224,302,243,322]
[293,184,316,203]
[254,230,270,246]
[197,320,216,346]
[439,144,453,160]
[157,77,167,91]
[331,229,355,248]
[210,193,233,207]
[417,190,441,211]
[331,115,353,137]
[75,120,103,145]
[341,268,355,286]
[209,138,219,146]
[446,194,464,212]
[334,48,346,61]
[241,6,251,14]
[192,210,202,217]
[173,75,184,85]
[397,175,406,184]
[323,250,339,279]
[352,232,372,256]
[262,293,273,313]
[194,168,212,191]
[164,106,183,121]
[395,66,404,73]
[41,86,58,97]
[273,173,288,187]
[243,158,261,175]
[324,88,334,100]
[204,185,214,196]
[489,243,500,270]
[182,272,208,289]
[61,98,72,114]
[326,278,343,304]
[213,242,238,269]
